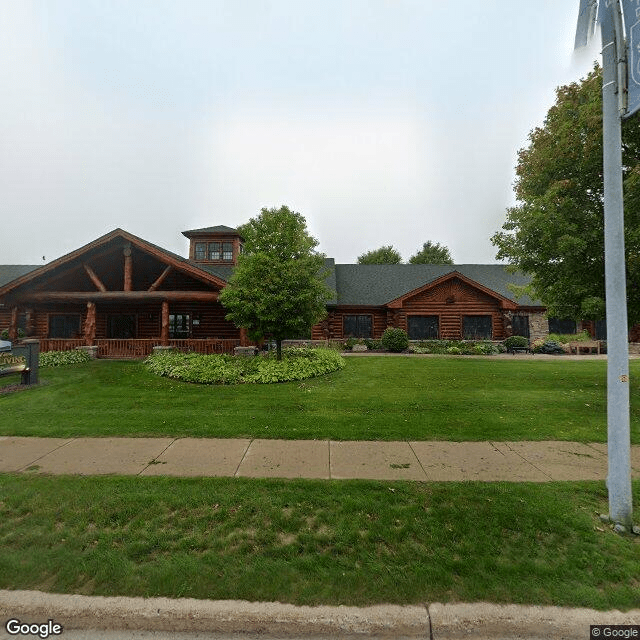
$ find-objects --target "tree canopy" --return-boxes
[408,241,453,265]
[218,206,334,359]
[357,245,402,264]
[491,65,640,323]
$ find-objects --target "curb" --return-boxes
[1,591,639,639]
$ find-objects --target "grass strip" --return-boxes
[0,474,638,610]
[1,357,639,442]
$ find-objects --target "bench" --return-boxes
[569,340,601,355]
[0,340,39,385]
[508,346,532,355]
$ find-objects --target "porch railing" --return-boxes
[37,338,241,358]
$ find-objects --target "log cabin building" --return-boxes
[0,224,605,358]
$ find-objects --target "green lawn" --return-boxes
[0,474,638,610]
[1,357,639,442]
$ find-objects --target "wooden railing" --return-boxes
[37,338,242,358]
[39,339,86,353]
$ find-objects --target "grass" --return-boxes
[1,357,639,442]
[0,474,638,610]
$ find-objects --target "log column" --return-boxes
[8,307,18,340]
[161,300,170,345]
[124,246,133,292]
[25,309,35,337]
[239,327,249,346]
[84,302,96,345]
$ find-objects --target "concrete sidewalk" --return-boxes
[1,436,639,481]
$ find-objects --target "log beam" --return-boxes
[149,266,172,292]
[83,264,107,292]
[17,291,219,303]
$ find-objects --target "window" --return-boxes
[208,242,221,260]
[343,315,372,338]
[169,314,190,338]
[462,315,492,340]
[511,315,530,339]
[194,243,206,260]
[49,315,81,339]
[407,316,439,340]
[595,319,607,340]
[222,242,233,261]
[548,318,577,334]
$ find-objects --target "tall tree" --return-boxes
[408,241,453,265]
[357,245,402,264]
[219,206,334,360]
[491,65,640,323]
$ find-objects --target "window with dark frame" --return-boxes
[407,316,439,340]
[169,314,190,338]
[222,242,233,261]
[462,315,492,340]
[548,318,577,334]
[208,242,221,260]
[511,315,530,339]
[343,314,372,338]
[194,242,206,260]
[49,315,81,339]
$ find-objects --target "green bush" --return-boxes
[546,331,591,344]
[504,335,529,350]
[532,340,566,355]
[381,328,409,352]
[40,350,92,367]
[1,328,25,340]
[145,347,345,385]
[363,338,382,351]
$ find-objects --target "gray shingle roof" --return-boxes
[333,264,541,306]
[0,265,40,288]
[182,225,239,236]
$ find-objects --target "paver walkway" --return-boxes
[1,436,639,481]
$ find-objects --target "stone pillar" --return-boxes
[84,302,96,345]
[161,300,170,345]
[528,313,549,343]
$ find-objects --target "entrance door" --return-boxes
[107,314,136,339]
[407,316,439,340]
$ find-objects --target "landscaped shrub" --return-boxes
[1,328,25,340]
[532,340,566,355]
[409,340,501,355]
[381,327,409,352]
[546,331,592,344]
[40,350,92,367]
[363,338,382,351]
[144,347,345,385]
[504,335,529,350]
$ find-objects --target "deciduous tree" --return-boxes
[219,206,334,359]
[357,245,402,264]
[491,65,640,323]
[408,241,453,265]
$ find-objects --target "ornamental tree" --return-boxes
[491,65,640,324]
[357,245,402,264]
[219,206,334,360]
[408,241,453,265]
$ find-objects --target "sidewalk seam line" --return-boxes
[137,438,177,477]
[16,437,77,473]
[407,441,429,481]
[234,439,252,477]
[501,442,553,481]
[425,602,434,640]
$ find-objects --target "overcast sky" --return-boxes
[1,1,600,266]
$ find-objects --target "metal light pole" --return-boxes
[576,0,633,527]
[601,3,633,527]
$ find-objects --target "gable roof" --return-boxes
[0,228,227,297]
[182,225,241,237]
[333,264,541,307]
